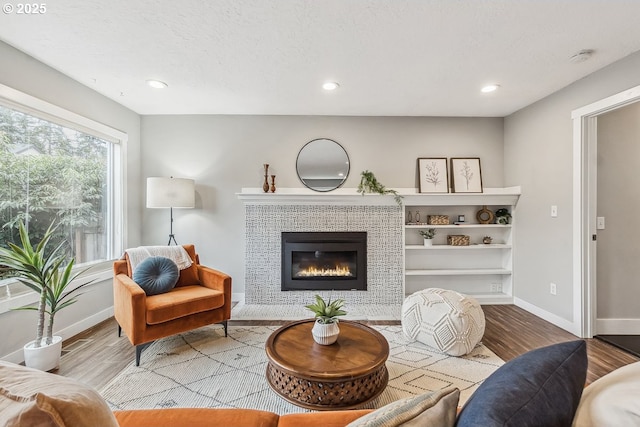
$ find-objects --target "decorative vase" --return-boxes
[311,320,340,345]
[263,164,270,193]
[476,205,495,224]
[423,238,433,247]
[270,175,276,193]
[23,336,63,371]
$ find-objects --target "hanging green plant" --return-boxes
[357,170,403,206]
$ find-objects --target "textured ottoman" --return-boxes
[401,288,485,356]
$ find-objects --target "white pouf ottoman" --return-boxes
[401,288,485,356]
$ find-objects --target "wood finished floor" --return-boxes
[57,304,638,390]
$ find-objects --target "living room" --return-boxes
[2,2,640,425]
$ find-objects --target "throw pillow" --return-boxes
[0,361,119,427]
[133,256,179,296]
[346,387,460,427]
[456,340,587,427]
[573,360,640,426]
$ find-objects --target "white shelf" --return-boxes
[405,268,512,276]
[405,244,511,250]
[405,224,511,229]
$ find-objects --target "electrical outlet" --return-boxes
[550,282,557,295]
[490,283,501,293]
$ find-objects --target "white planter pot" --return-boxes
[423,239,433,246]
[311,320,340,345]
[23,336,62,371]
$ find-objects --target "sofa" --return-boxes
[2,340,639,427]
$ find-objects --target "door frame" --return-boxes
[572,84,640,338]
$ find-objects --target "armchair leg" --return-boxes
[118,324,122,338]
[220,320,228,337]
[135,342,154,366]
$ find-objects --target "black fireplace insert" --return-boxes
[281,232,367,291]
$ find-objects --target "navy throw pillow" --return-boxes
[133,256,179,296]
[456,340,587,427]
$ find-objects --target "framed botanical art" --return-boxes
[417,158,449,193]
[450,157,483,193]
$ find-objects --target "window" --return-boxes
[0,84,125,299]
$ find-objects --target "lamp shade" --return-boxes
[146,177,195,208]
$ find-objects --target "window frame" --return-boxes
[0,83,127,312]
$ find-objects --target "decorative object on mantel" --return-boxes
[270,175,276,193]
[451,157,483,193]
[483,236,493,244]
[305,294,346,345]
[0,221,93,371]
[476,205,495,224]
[417,157,449,193]
[495,208,512,225]
[419,229,436,246]
[357,170,403,206]
[263,164,270,193]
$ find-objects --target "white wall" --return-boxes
[141,115,504,294]
[0,41,142,362]
[504,50,640,327]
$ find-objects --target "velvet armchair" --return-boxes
[113,244,232,365]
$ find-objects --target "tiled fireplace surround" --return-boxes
[244,203,404,306]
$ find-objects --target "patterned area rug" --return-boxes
[100,324,503,413]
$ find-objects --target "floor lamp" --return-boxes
[146,177,195,245]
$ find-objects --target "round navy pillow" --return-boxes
[133,256,179,296]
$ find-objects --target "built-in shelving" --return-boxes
[402,186,520,304]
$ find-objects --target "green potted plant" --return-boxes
[419,228,436,246]
[305,294,347,345]
[495,208,512,225]
[0,221,92,371]
[357,170,403,206]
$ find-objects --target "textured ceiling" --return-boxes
[2,1,640,116]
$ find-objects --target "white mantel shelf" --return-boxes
[237,187,521,206]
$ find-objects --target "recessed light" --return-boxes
[481,84,500,93]
[146,79,168,89]
[322,82,340,91]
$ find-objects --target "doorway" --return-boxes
[573,83,640,338]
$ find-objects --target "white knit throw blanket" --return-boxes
[125,246,193,272]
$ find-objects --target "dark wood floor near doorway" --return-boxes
[58,304,639,390]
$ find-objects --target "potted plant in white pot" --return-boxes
[419,228,436,246]
[0,221,92,371]
[305,294,347,345]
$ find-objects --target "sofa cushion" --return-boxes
[0,361,118,427]
[455,340,587,427]
[573,361,640,426]
[133,256,179,296]
[145,285,225,324]
[346,387,460,427]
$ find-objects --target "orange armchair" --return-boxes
[113,244,232,365]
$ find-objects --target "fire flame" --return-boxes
[296,265,353,277]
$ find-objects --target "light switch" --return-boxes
[551,205,558,218]
[597,217,605,230]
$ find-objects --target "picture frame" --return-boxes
[450,157,483,193]
[417,158,449,193]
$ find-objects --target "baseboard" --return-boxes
[596,318,640,335]
[514,297,581,336]
[232,292,245,304]
[1,306,114,365]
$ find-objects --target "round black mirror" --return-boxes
[296,139,350,192]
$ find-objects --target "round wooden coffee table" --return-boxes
[265,319,389,410]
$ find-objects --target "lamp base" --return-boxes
[168,234,178,246]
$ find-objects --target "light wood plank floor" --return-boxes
[57,304,638,390]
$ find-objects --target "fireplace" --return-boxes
[281,232,367,291]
